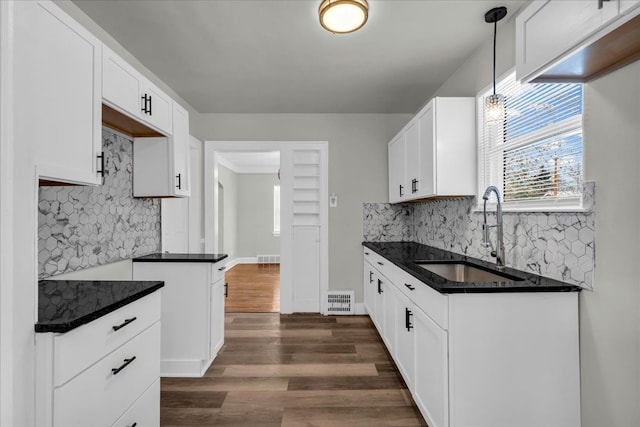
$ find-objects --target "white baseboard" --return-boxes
[354,303,367,315]
[225,257,257,269]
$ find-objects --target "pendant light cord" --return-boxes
[492,17,497,96]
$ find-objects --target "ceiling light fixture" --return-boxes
[319,0,369,34]
[484,6,508,124]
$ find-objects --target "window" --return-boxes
[273,185,280,236]
[478,71,584,210]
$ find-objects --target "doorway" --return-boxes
[204,141,328,314]
[215,151,281,313]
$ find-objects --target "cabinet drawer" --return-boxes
[54,291,161,386]
[393,267,448,330]
[363,249,394,281]
[54,321,160,427]
[111,378,160,427]
[212,260,227,284]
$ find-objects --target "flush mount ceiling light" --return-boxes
[484,6,508,124]
[319,0,369,34]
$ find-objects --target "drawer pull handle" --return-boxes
[112,356,136,375]
[364,252,370,255]
[405,307,414,331]
[112,317,137,332]
[369,271,373,283]
[377,261,384,266]
[224,282,229,298]
[218,266,227,271]
[404,284,415,291]
[377,279,383,294]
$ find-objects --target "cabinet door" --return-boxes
[15,0,102,186]
[373,276,385,334]
[382,283,396,355]
[404,119,420,198]
[388,133,406,203]
[172,103,191,197]
[103,46,144,120]
[416,101,436,198]
[363,261,375,316]
[414,308,449,427]
[209,280,225,360]
[142,84,172,135]
[394,292,415,389]
[516,0,619,82]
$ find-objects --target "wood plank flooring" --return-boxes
[225,264,280,313]
[161,313,427,426]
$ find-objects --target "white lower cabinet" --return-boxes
[413,307,448,427]
[133,260,226,376]
[36,291,161,427]
[363,248,580,427]
[393,291,415,390]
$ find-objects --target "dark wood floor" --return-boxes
[225,264,280,313]
[160,313,427,426]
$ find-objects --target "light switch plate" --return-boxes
[329,194,337,207]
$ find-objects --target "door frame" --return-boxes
[203,141,328,315]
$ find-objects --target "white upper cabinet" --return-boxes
[15,0,102,186]
[388,133,407,203]
[388,97,475,203]
[516,0,640,82]
[133,102,190,198]
[102,46,172,136]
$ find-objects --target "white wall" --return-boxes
[236,173,280,257]
[217,164,238,259]
[427,15,640,426]
[192,114,411,301]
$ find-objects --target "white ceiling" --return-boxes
[73,0,525,114]
[217,152,280,174]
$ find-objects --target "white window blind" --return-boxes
[273,185,281,235]
[478,71,584,210]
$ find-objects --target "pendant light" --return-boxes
[319,0,369,34]
[484,7,508,124]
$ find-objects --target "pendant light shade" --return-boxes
[484,7,507,124]
[319,0,369,34]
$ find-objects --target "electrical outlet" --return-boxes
[329,194,337,207]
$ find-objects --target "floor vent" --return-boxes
[257,255,280,264]
[327,291,354,315]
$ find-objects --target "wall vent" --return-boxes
[257,255,280,264]
[327,291,354,315]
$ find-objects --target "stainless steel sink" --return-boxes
[415,262,523,283]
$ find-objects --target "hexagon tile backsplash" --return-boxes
[38,129,161,278]
[363,182,596,289]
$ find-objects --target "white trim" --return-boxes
[224,257,258,270]
[204,141,329,315]
[0,2,14,424]
[354,303,367,315]
[217,155,279,174]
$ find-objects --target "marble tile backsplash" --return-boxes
[38,129,161,278]
[363,182,596,289]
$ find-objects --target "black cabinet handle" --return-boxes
[377,279,383,294]
[96,152,105,177]
[399,184,404,197]
[404,283,415,291]
[377,261,384,266]
[598,0,610,9]
[176,173,182,189]
[224,282,228,298]
[369,271,373,283]
[148,95,152,115]
[364,252,370,255]
[141,94,149,114]
[112,317,137,332]
[412,178,418,193]
[405,308,414,331]
[111,356,136,375]
[218,266,226,271]
[128,423,137,427]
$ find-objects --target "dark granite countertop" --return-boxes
[363,241,582,294]
[132,253,228,263]
[35,280,164,333]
